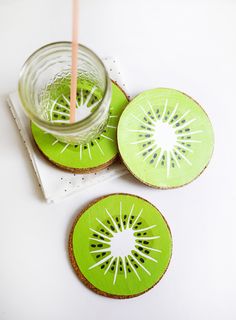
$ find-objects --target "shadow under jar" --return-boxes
[18,42,112,144]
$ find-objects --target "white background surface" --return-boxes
[0,0,236,319]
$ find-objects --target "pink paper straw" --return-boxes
[70,0,79,123]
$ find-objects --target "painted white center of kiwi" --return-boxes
[118,88,214,188]
[88,204,160,285]
[109,228,135,258]
[153,120,177,151]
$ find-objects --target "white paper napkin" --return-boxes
[7,58,129,203]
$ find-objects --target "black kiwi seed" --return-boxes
[137,233,141,236]
[150,160,154,164]
[145,134,151,138]
[174,115,178,119]
[140,258,145,263]
[100,229,105,232]
[120,267,122,271]
[138,247,143,251]
[134,252,139,257]
[137,222,142,225]
[101,265,105,269]
[102,252,106,256]
[91,244,96,248]
[110,226,115,231]
[128,268,131,272]
[84,146,87,150]
[74,145,78,148]
[143,241,149,245]
[93,234,98,237]
[107,220,110,224]
[111,267,114,271]
[116,217,119,222]
[97,244,103,247]
[96,255,100,258]
[144,250,150,254]
[91,142,94,146]
[134,264,138,269]
[124,215,127,219]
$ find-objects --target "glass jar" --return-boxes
[18,42,112,144]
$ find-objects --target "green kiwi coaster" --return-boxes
[31,82,129,173]
[117,88,214,188]
[69,193,172,299]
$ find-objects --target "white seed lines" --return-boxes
[45,111,117,158]
[48,86,102,124]
[129,99,203,177]
[88,203,161,285]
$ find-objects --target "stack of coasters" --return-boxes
[8,58,130,203]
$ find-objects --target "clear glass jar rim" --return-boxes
[18,41,110,133]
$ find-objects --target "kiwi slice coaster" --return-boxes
[31,82,129,173]
[69,193,172,299]
[117,88,214,188]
